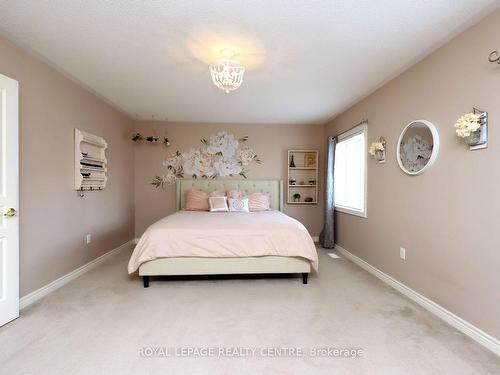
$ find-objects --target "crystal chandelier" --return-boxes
[209,49,245,93]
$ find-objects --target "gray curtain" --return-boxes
[319,136,337,248]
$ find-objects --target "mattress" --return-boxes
[128,210,318,273]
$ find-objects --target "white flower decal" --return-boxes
[400,135,432,173]
[206,131,239,160]
[236,145,258,166]
[152,132,260,188]
[182,148,216,178]
[214,159,242,177]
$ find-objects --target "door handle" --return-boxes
[4,208,17,217]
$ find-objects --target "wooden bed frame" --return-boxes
[138,179,311,287]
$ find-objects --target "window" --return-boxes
[334,123,367,217]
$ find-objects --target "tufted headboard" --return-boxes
[176,179,283,212]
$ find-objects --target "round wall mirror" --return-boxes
[397,120,439,175]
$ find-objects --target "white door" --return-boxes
[0,74,19,327]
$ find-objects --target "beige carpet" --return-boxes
[0,245,498,374]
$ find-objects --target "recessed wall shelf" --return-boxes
[75,128,108,195]
[287,149,319,205]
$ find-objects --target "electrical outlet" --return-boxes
[400,247,406,260]
[86,234,92,244]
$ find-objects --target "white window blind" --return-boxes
[334,124,367,217]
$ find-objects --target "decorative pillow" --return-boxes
[227,190,245,199]
[228,197,250,212]
[248,192,271,212]
[185,189,209,211]
[209,190,227,197]
[209,196,229,212]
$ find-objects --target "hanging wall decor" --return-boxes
[369,137,386,163]
[151,131,261,188]
[454,108,488,151]
[488,51,500,64]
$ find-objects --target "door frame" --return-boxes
[0,73,19,327]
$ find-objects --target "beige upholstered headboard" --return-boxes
[176,179,283,212]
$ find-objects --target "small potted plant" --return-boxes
[293,193,301,203]
[454,111,487,147]
[369,141,386,162]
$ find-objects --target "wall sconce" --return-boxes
[369,137,386,163]
[454,108,488,151]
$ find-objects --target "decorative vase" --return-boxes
[294,197,300,202]
[465,124,487,146]
[289,155,296,168]
[374,150,385,162]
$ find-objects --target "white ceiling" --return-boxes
[0,1,498,124]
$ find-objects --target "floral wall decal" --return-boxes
[399,135,432,173]
[152,131,261,188]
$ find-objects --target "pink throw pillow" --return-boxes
[185,189,209,211]
[248,192,271,212]
[209,190,227,197]
[227,190,245,199]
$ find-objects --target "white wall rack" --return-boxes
[75,128,107,194]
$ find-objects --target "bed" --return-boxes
[129,179,318,287]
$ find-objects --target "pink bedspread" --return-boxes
[128,210,318,273]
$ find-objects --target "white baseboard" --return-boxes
[20,239,135,310]
[335,244,500,357]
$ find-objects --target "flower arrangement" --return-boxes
[369,139,386,162]
[454,113,481,138]
[151,131,261,188]
[368,142,385,156]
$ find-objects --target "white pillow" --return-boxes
[208,196,229,212]
[228,197,250,212]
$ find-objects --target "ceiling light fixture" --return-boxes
[209,49,245,93]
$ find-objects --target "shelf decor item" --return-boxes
[454,108,488,150]
[163,137,171,147]
[287,149,318,204]
[304,197,313,203]
[75,128,108,196]
[304,153,317,167]
[369,137,386,163]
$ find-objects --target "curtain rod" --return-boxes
[345,118,368,133]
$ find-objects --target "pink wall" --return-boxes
[0,36,135,297]
[325,9,500,339]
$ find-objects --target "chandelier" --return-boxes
[209,49,245,93]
